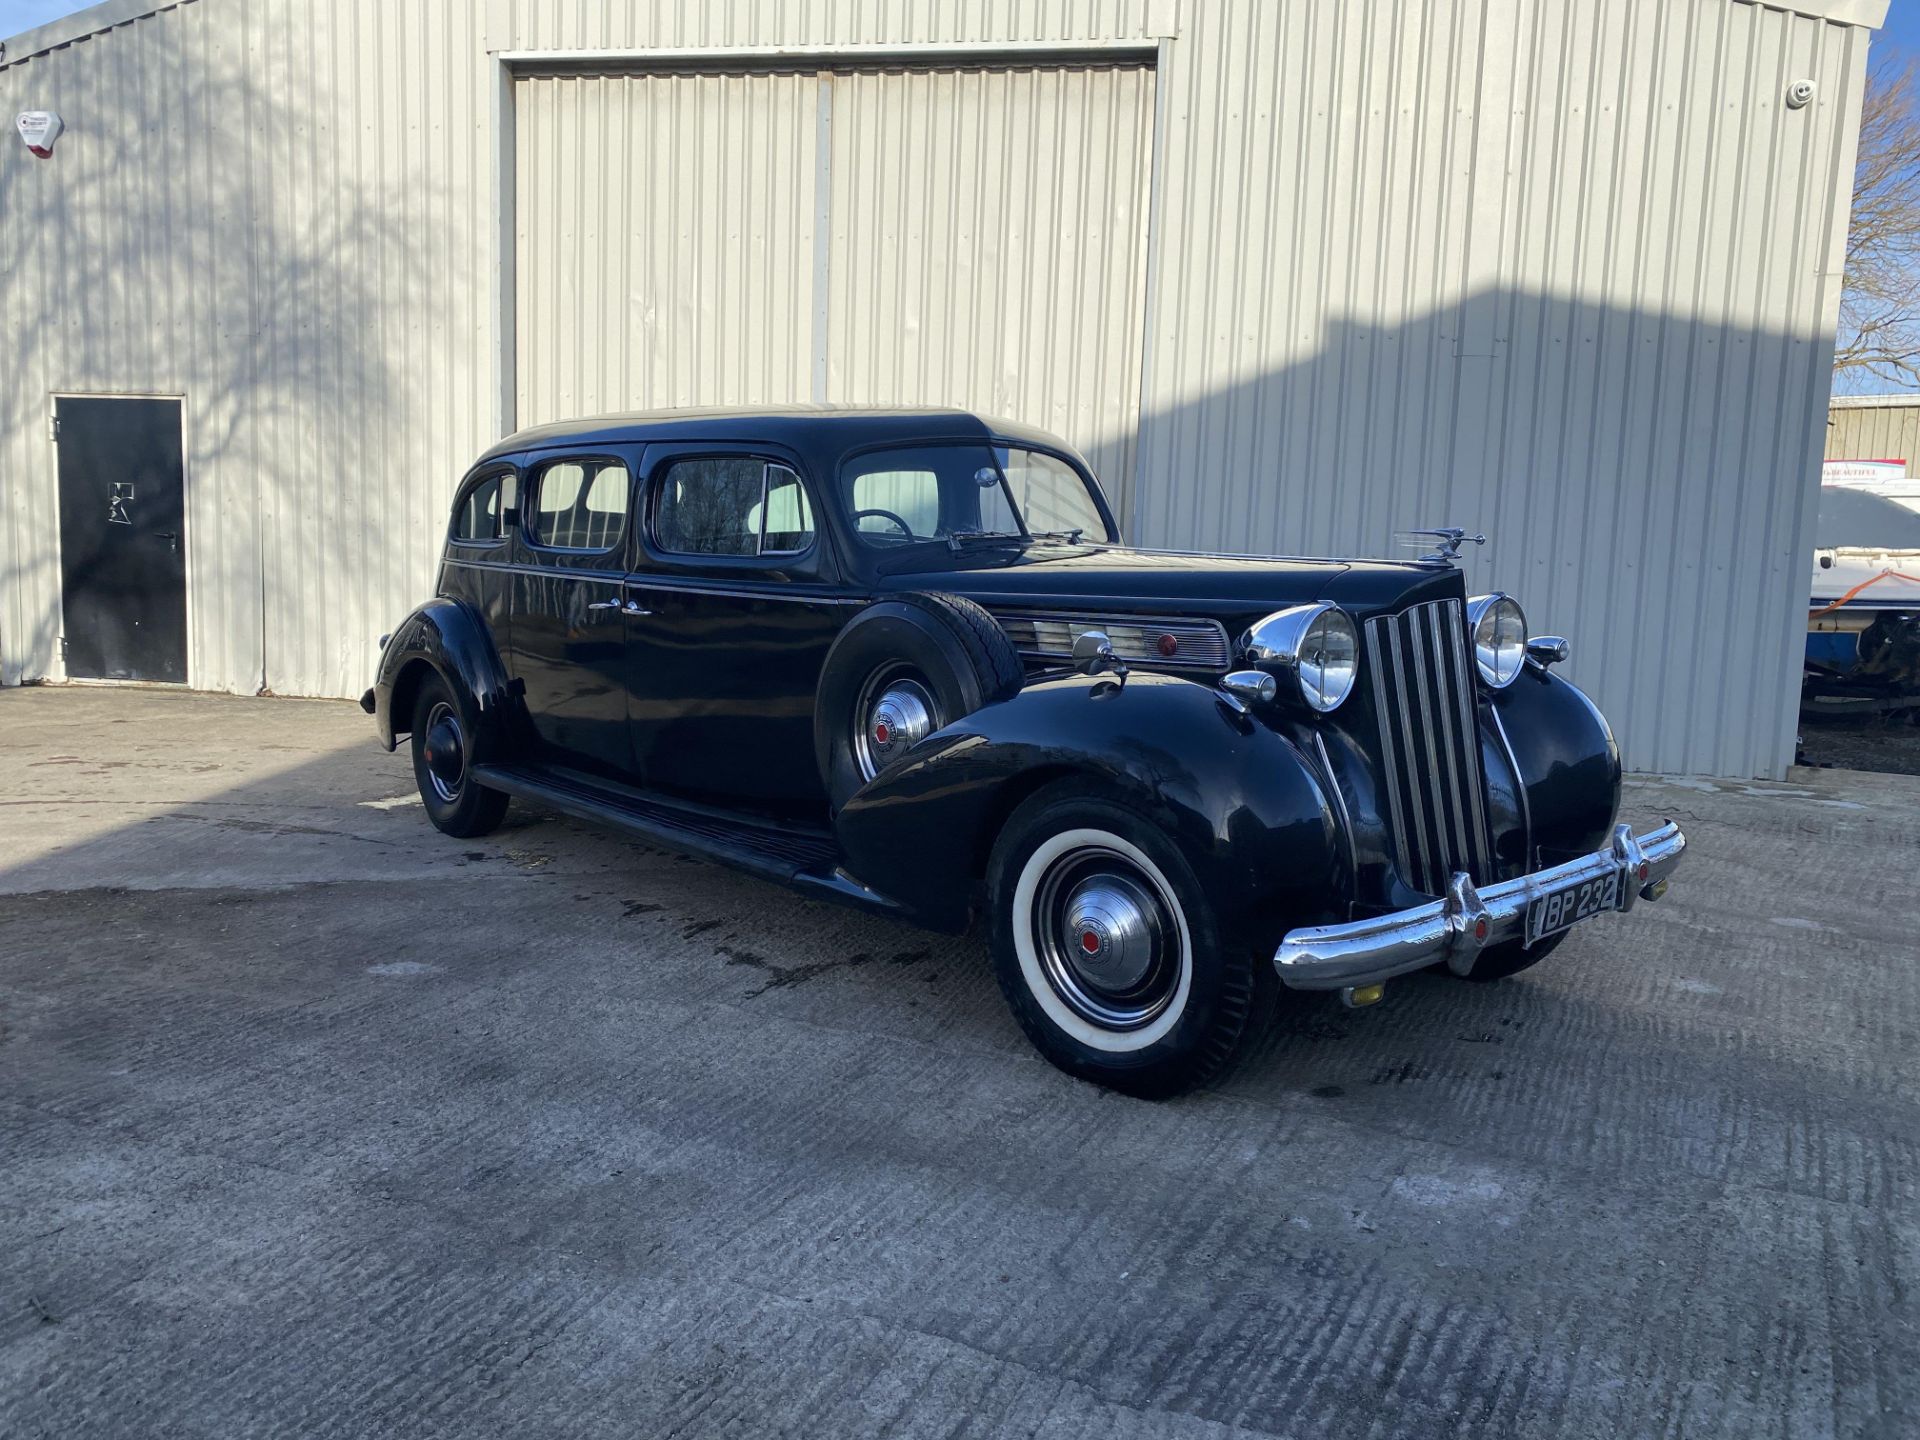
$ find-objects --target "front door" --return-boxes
[624,446,850,816]
[55,396,188,682]
[505,451,638,780]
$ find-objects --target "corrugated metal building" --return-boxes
[1827,393,1920,466]
[0,0,1888,777]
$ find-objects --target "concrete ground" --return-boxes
[1,687,1915,1439]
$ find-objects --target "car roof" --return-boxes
[472,406,1074,469]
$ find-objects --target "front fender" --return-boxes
[367,598,518,753]
[834,672,1346,944]
[1489,664,1623,864]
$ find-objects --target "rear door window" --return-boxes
[530,459,628,551]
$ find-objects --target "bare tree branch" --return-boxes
[1837,56,1920,388]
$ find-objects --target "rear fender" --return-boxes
[833,672,1346,942]
[367,598,519,754]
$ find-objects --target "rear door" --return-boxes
[54,396,188,682]
[505,450,640,780]
[624,444,852,814]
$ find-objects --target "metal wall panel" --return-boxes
[0,0,1877,780]
[1826,398,1920,464]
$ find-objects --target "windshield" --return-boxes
[841,442,1109,548]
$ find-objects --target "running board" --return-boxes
[469,762,841,883]
[468,763,913,921]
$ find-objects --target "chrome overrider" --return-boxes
[1274,821,1688,990]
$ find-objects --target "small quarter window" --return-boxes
[755,467,816,555]
[655,458,815,558]
[451,472,516,544]
[531,459,628,550]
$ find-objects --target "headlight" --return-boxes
[1240,603,1360,713]
[1467,593,1528,688]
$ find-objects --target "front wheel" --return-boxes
[987,783,1260,1098]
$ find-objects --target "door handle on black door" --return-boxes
[622,600,653,617]
[586,599,623,612]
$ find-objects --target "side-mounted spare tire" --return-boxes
[815,591,1023,812]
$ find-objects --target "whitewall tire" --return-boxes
[986,782,1262,1098]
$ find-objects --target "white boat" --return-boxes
[1805,464,1920,712]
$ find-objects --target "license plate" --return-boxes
[1525,870,1620,946]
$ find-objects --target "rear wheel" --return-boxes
[987,783,1258,1098]
[409,673,509,838]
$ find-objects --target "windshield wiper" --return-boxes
[1026,528,1086,544]
[945,529,1028,553]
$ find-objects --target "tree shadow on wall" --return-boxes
[0,2,448,695]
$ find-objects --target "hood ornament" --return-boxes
[1398,527,1487,567]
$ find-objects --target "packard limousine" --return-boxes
[363,408,1685,1096]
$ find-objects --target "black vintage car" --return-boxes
[364,407,1685,1096]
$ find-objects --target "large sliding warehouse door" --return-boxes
[513,60,1156,519]
[514,70,822,422]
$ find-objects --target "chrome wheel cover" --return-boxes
[852,668,938,783]
[421,701,466,803]
[1031,844,1182,1032]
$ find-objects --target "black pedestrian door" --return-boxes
[55,397,188,683]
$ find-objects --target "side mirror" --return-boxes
[1072,629,1128,679]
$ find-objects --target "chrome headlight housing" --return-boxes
[1467,593,1528,689]
[1240,602,1360,713]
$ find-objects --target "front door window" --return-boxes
[653,458,814,558]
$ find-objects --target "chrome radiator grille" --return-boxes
[1365,598,1494,895]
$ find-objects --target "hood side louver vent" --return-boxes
[991,612,1232,672]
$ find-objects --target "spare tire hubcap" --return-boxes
[854,673,937,782]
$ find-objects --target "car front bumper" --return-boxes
[1274,821,1687,991]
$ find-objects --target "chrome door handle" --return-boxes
[586,599,623,612]
[622,601,653,616]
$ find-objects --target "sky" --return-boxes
[0,1,1906,48]
[4,0,1914,48]
[1883,0,1919,55]
[0,0,90,43]
[3,0,1913,51]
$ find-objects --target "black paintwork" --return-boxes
[835,672,1347,950]
[366,407,1625,935]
